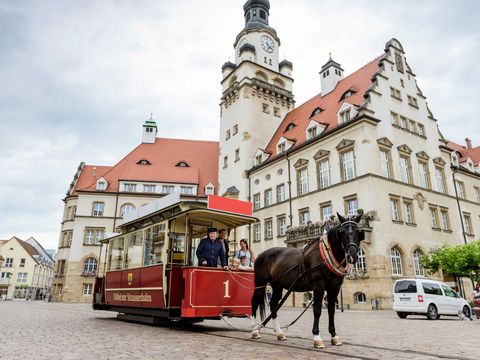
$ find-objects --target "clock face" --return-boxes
[260,35,275,53]
[238,38,248,55]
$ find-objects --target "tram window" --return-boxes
[108,237,125,271]
[171,233,185,252]
[144,224,166,266]
[124,231,143,269]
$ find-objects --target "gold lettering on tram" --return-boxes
[223,280,230,298]
[113,293,153,302]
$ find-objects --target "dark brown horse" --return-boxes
[250,213,365,348]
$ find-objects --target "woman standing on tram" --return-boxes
[235,239,255,268]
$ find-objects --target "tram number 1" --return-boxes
[223,280,230,298]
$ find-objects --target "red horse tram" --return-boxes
[93,194,257,323]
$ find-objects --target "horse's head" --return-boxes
[335,212,365,264]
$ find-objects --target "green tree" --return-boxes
[421,240,480,282]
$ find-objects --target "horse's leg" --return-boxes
[269,285,286,341]
[312,289,325,349]
[251,288,264,339]
[327,288,342,346]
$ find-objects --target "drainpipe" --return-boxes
[286,154,293,227]
[248,173,252,247]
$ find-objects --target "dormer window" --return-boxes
[277,143,286,155]
[96,181,106,191]
[137,159,151,165]
[205,183,215,195]
[285,123,296,132]
[176,161,189,167]
[340,90,355,101]
[339,109,351,124]
[307,127,318,140]
[255,155,263,165]
[310,107,322,117]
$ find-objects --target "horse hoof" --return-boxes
[251,330,261,339]
[277,333,287,341]
[331,336,342,346]
[314,340,325,349]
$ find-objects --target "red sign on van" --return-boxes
[207,195,253,217]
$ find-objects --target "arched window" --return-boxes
[285,123,296,132]
[175,161,190,167]
[310,107,323,117]
[354,292,366,304]
[255,71,268,82]
[120,204,136,217]
[413,250,425,276]
[390,247,403,275]
[354,248,366,273]
[83,258,97,275]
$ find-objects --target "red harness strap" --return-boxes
[319,234,349,277]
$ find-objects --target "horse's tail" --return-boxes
[252,285,266,321]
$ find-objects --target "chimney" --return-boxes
[465,138,472,149]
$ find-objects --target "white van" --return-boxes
[393,278,471,320]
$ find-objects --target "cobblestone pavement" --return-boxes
[0,301,478,360]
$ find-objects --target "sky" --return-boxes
[0,0,479,250]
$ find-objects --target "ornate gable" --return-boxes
[376,137,393,148]
[313,149,331,161]
[335,139,355,151]
[416,151,430,160]
[397,144,412,154]
[433,157,446,166]
[293,158,309,168]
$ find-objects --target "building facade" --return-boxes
[0,237,54,300]
[53,119,219,302]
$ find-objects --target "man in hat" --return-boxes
[196,227,228,269]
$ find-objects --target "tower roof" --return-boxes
[241,0,277,36]
[243,0,270,12]
[321,55,344,72]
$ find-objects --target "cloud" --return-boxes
[0,0,479,249]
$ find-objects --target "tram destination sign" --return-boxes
[207,195,253,217]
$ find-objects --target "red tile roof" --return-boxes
[75,138,219,195]
[263,56,383,156]
[447,140,480,166]
[18,239,40,259]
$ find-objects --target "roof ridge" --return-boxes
[156,137,219,144]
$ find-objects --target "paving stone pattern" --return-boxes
[0,301,477,359]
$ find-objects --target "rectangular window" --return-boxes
[408,95,418,108]
[254,223,261,242]
[341,150,356,181]
[205,186,214,195]
[320,203,332,221]
[83,283,93,296]
[276,184,286,202]
[19,258,26,268]
[339,109,351,124]
[299,209,310,225]
[390,112,399,125]
[123,183,137,192]
[457,181,466,199]
[264,189,273,207]
[435,167,446,194]
[143,184,156,193]
[277,216,287,237]
[418,161,430,189]
[16,273,28,283]
[225,129,231,140]
[162,185,175,193]
[96,181,106,191]
[430,207,439,228]
[180,186,194,195]
[253,193,261,210]
[390,87,402,100]
[223,156,228,168]
[85,228,105,245]
[418,124,425,137]
[235,148,240,162]
[380,150,392,178]
[390,198,401,222]
[409,120,417,133]
[277,143,286,155]
[5,258,13,268]
[62,231,73,247]
[395,53,404,72]
[440,209,450,231]
[475,187,480,203]
[298,168,308,195]
[403,201,414,224]
[84,229,94,244]
[399,156,411,184]
[265,219,273,240]
[463,213,473,235]
[307,126,318,140]
[318,159,330,189]
[345,198,358,217]
[400,116,407,129]
[232,124,238,135]
[92,202,104,217]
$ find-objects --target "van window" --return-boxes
[441,285,456,297]
[394,280,417,293]
[422,282,442,295]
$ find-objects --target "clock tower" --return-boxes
[218,0,295,202]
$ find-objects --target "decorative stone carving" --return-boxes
[335,139,355,151]
[376,137,393,148]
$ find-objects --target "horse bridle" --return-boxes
[336,220,360,257]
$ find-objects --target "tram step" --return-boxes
[116,313,169,325]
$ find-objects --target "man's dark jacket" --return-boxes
[196,238,226,267]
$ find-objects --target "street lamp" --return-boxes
[450,163,467,299]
